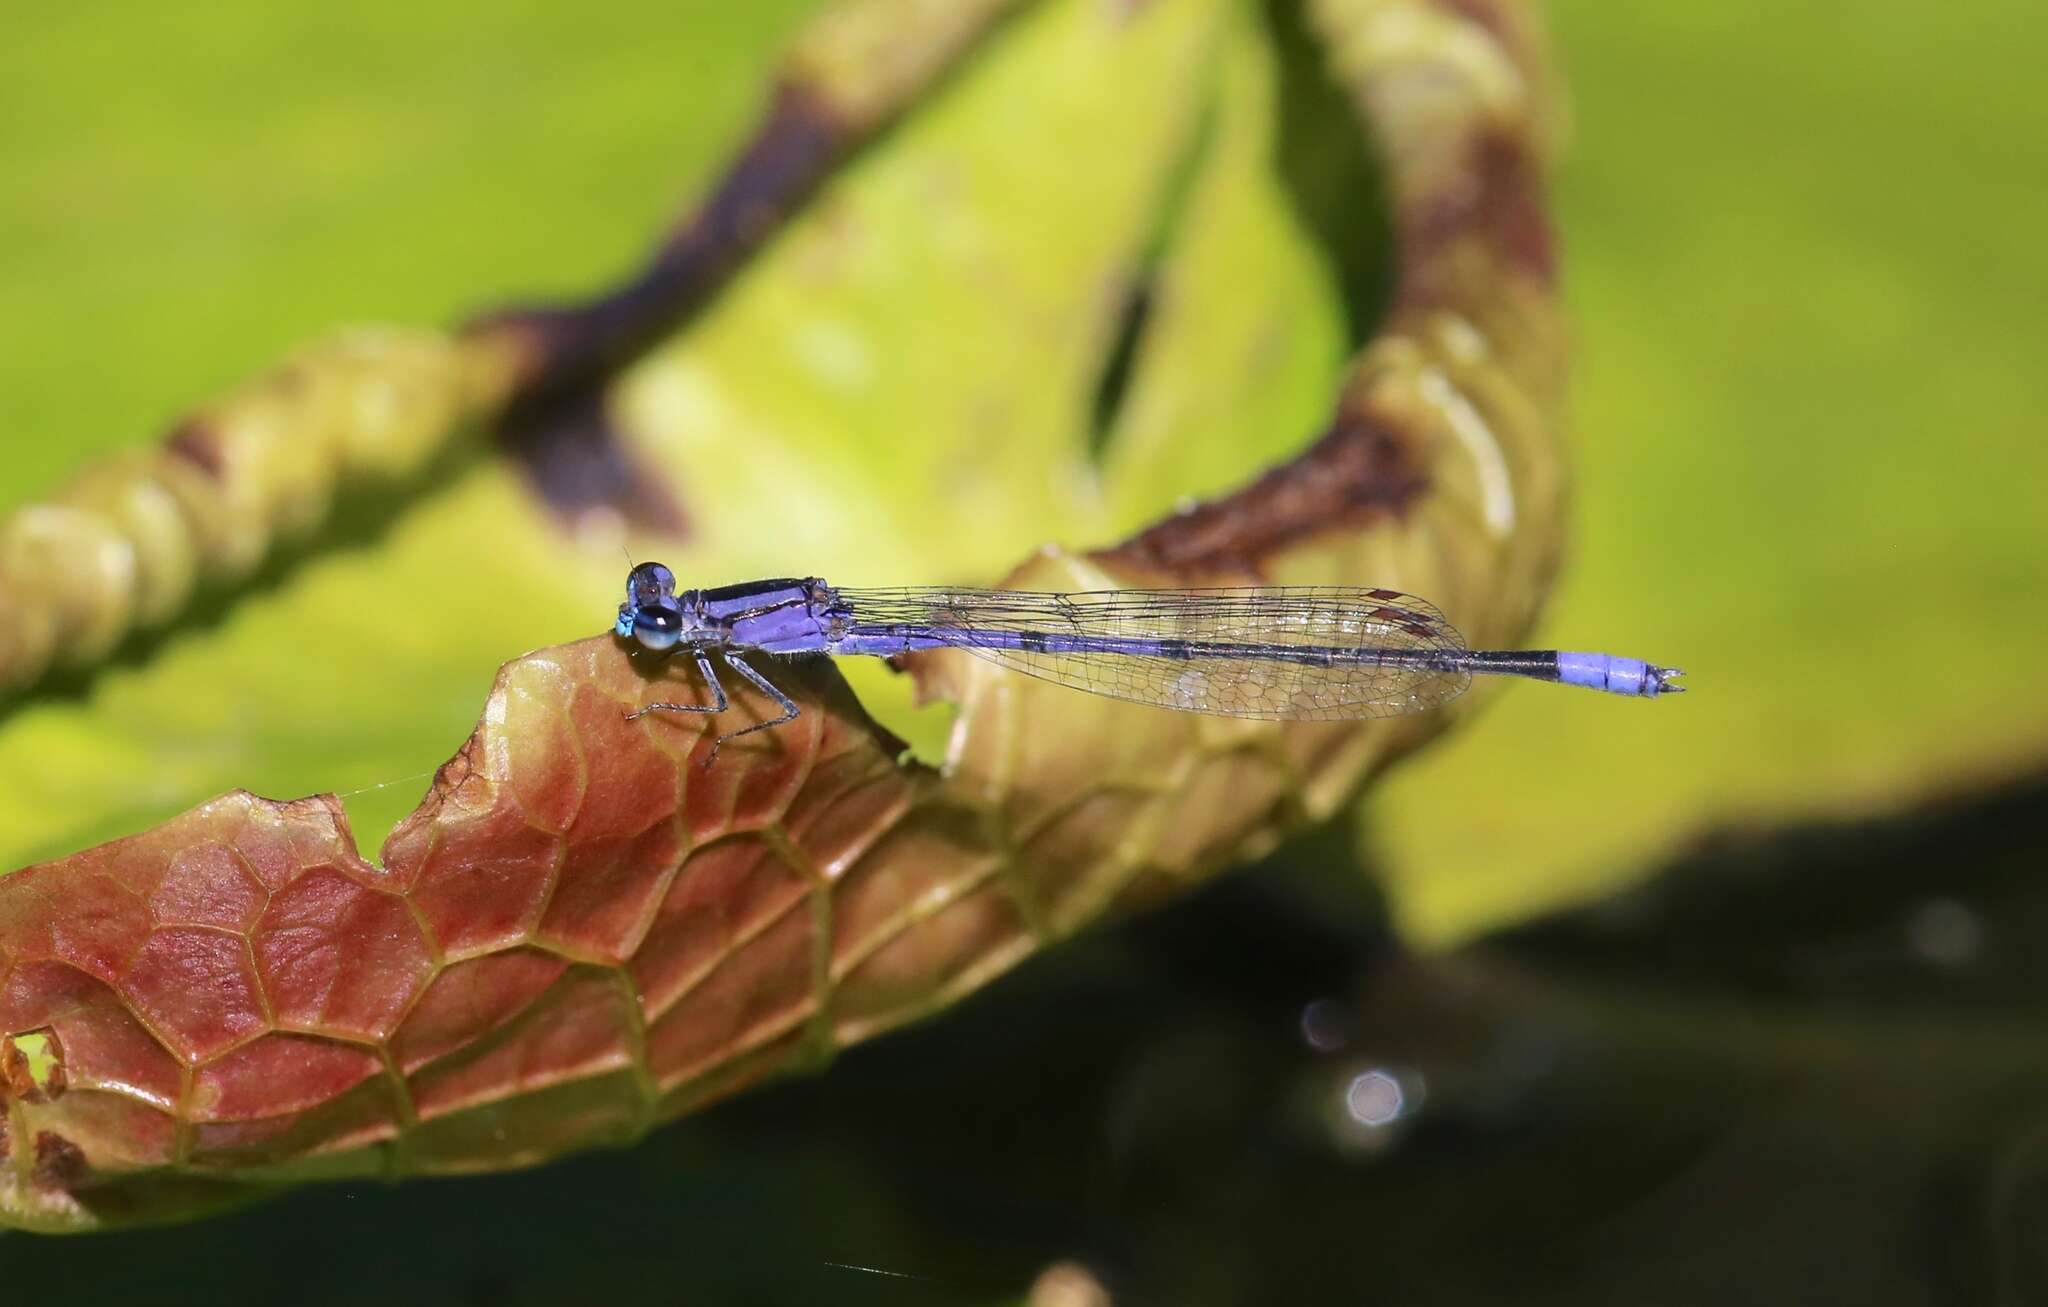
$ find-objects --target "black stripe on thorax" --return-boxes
[700,578,806,602]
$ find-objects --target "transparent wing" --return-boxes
[836,586,1474,721]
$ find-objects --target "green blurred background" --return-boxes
[2,0,2046,1298]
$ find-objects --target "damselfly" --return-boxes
[613,563,1681,761]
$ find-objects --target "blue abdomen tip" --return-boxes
[1558,652,1680,697]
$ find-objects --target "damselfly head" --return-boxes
[617,561,689,651]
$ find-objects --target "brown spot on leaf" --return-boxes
[475,82,848,527]
[1103,395,1428,575]
[1395,129,1554,308]
[475,81,849,410]
[1432,0,1513,46]
[499,388,690,534]
[32,1131,88,1191]
[163,415,225,479]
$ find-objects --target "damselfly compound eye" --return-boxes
[627,561,677,601]
[632,598,685,651]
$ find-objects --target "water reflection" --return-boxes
[1344,1067,1405,1126]
[1299,996,1351,1052]
[1327,1064,1426,1156]
[1904,897,1984,967]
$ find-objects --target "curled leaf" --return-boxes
[0,616,1423,1230]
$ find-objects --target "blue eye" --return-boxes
[627,561,677,600]
[631,598,685,651]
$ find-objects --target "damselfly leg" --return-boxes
[630,648,800,766]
